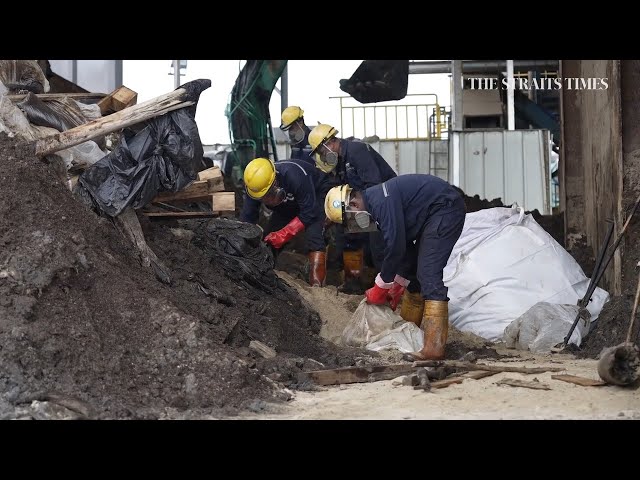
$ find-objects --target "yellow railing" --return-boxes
[329,94,448,140]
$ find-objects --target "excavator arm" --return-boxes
[225,60,288,186]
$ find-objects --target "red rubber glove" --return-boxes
[365,273,395,305]
[264,216,305,249]
[387,275,410,311]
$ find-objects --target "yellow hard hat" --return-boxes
[309,123,338,155]
[324,184,352,224]
[280,106,304,130]
[244,157,276,199]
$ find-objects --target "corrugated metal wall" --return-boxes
[451,129,551,213]
[368,139,449,180]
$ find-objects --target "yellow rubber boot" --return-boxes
[399,291,425,326]
[410,300,449,360]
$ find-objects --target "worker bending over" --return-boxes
[241,157,332,287]
[309,123,396,291]
[324,174,466,360]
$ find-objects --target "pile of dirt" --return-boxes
[0,133,375,420]
[577,296,637,359]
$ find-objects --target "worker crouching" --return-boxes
[324,174,466,360]
[241,157,332,287]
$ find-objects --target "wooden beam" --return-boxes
[151,178,224,203]
[429,370,498,389]
[299,364,417,386]
[6,93,107,103]
[412,360,565,374]
[496,378,552,390]
[550,374,607,387]
[33,87,196,157]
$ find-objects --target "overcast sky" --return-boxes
[122,60,452,145]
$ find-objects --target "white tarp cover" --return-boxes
[444,206,609,342]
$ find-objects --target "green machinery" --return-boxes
[225,60,288,187]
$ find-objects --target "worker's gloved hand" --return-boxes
[387,275,410,311]
[264,216,305,249]
[365,273,394,306]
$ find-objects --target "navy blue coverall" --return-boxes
[290,125,313,161]
[362,174,466,301]
[330,139,397,270]
[240,159,331,252]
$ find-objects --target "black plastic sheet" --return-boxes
[76,79,210,217]
[194,218,280,294]
[16,92,81,131]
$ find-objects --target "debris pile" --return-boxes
[0,132,369,419]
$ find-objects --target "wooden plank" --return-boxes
[412,360,564,374]
[33,84,206,157]
[197,166,222,181]
[496,378,551,390]
[551,374,607,387]
[212,192,235,212]
[151,178,224,203]
[428,370,498,390]
[143,211,218,219]
[430,377,464,389]
[299,364,417,386]
[6,93,107,103]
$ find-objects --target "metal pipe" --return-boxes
[507,60,515,130]
[409,60,559,75]
[173,60,180,89]
[280,64,288,113]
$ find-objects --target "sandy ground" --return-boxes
[234,351,640,420]
[229,273,640,420]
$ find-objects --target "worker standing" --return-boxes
[308,123,396,292]
[323,174,466,360]
[280,106,313,162]
[240,157,332,287]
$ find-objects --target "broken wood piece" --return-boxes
[412,360,564,375]
[428,370,498,389]
[97,86,138,115]
[33,80,210,157]
[460,371,499,380]
[211,192,235,212]
[113,207,171,284]
[6,93,107,103]
[551,374,607,387]
[299,363,417,386]
[249,340,277,359]
[151,178,224,203]
[197,166,222,181]
[430,377,464,389]
[496,378,551,390]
